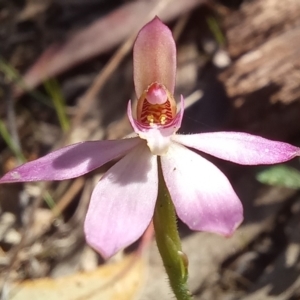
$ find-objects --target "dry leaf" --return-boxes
[8,254,147,300]
[17,0,51,21]
[14,0,205,97]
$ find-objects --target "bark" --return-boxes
[219,0,300,139]
[223,0,300,58]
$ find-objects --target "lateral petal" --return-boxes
[0,138,141,182]
[173,132,300,165]
[84,143,158,258]
[133,17,176,97]
[161,143,243,236]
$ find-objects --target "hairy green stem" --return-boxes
[153,158,193,300]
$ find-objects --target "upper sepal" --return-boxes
[133,17,176,97]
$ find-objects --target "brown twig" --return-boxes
[52,177,85,218]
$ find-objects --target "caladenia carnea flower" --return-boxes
[1,17,300,262]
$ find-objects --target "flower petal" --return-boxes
[133,17,176,97]
[0,138,142,183]
[161,143,243,236]
[173,132,300,165]
[127,96,184,155]
[84,143,158,258]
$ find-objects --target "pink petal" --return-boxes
[173,132,300,165]
[127,96,184,155]
[84,143,158,258]
[133,17,176,97]
[161,143,243,236]
[0,138,141,183]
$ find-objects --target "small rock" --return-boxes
[80,246,98,272]
[3,228,21,245]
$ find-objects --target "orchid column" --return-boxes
[130,17,194,299]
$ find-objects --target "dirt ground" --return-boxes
[0,0,300,299]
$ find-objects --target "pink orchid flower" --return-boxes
[1,18,299,259]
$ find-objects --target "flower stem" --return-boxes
[153,158,193,300]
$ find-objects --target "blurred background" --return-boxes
[0,0,300,299]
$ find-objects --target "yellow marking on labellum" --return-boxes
[137,82,176,126]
